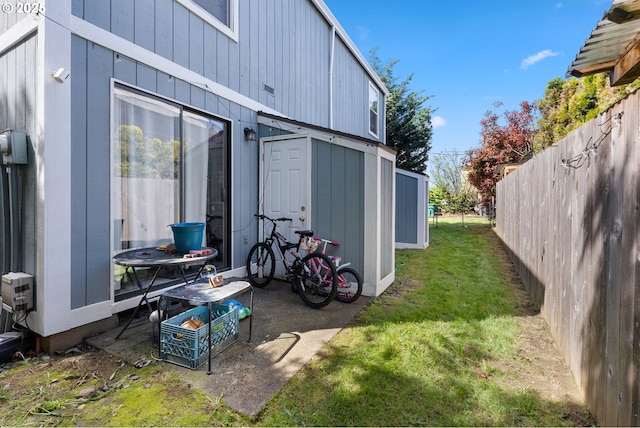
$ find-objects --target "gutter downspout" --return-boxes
[329,26,335,129]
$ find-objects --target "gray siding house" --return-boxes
[0,0,395,352]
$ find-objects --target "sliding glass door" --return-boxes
[112,85,229,299]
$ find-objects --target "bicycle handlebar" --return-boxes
[312,237,339,247]
[254,214,292,222]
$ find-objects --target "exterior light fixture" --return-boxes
[52,68,68,83]
[244,127,257,141]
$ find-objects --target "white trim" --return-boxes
[378,156,395,294]
[0,14,39,56]
[257,115,380,155]
[362,148,379,295]
[69,16,281,117]
[68,302,113,328]
[108,80,235,307]
[395,168,429,249]
[259,133,313,234]
[38,0,74,337]
[368,81,380,139]
[329,26,336,129]
[176,0,238,43]
[110,78,234,125]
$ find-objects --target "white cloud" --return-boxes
[355,25,371,42]
[431,116,446,128]
[520,49,559,69]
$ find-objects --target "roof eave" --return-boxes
[567,0,640,85]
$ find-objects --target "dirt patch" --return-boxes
[481,226,595,426]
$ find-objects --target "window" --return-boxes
[369,82,379,137]
[192,0,229,26]
[112,85,230,298]
[178,0,238,42]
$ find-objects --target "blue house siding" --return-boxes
[69,0,380,137]
[68,35,262,307]
[1,0,394,345]
[0,34,38,278]
[331,38,379,140]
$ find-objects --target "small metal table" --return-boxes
[160,280,253,374]
[112,247,218,339]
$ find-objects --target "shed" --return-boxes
[395,168,429,249]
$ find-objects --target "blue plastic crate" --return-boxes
[160,304,239,370]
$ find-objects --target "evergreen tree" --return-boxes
[370,49,433,174]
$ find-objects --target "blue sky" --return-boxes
[324,0,609,160]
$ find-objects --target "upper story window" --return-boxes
[369,82,379,138]
[192,0,229,26]
[178,0,238,42]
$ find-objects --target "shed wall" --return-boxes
[380,158,394,277]
[312,139,365,275]
[394,168,428,249]
[395,173,418,245]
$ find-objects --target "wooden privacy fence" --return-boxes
[496,91,639,426]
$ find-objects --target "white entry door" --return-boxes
[261,135,311,274]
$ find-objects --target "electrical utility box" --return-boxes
[0,129,28,165]
[1,272,33,312]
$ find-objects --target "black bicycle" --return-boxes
[246,214,338,309]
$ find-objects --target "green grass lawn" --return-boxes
[0,216,593,427]
[256,216,591,426]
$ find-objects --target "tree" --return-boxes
[428,150,478,213]
[465,101,537,203]
[428,186,447,207]
[430,150,465,194]
[535,74,640,150]
[116,125,179,179]
[370,49,434,174]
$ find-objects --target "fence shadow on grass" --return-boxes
[272,216,593,426]
[293,339,587,426]
[495,103,639,426]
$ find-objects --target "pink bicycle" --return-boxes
[246,214,338,309]
[303,237,363,303]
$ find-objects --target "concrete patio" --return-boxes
[87,279,369,416]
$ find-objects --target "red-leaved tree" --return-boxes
[465,101,537,204]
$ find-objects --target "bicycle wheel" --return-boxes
[294,252,338,309]
[335,267,363,303]
[246,242,275,288]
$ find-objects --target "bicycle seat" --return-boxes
[295,230,314,237]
